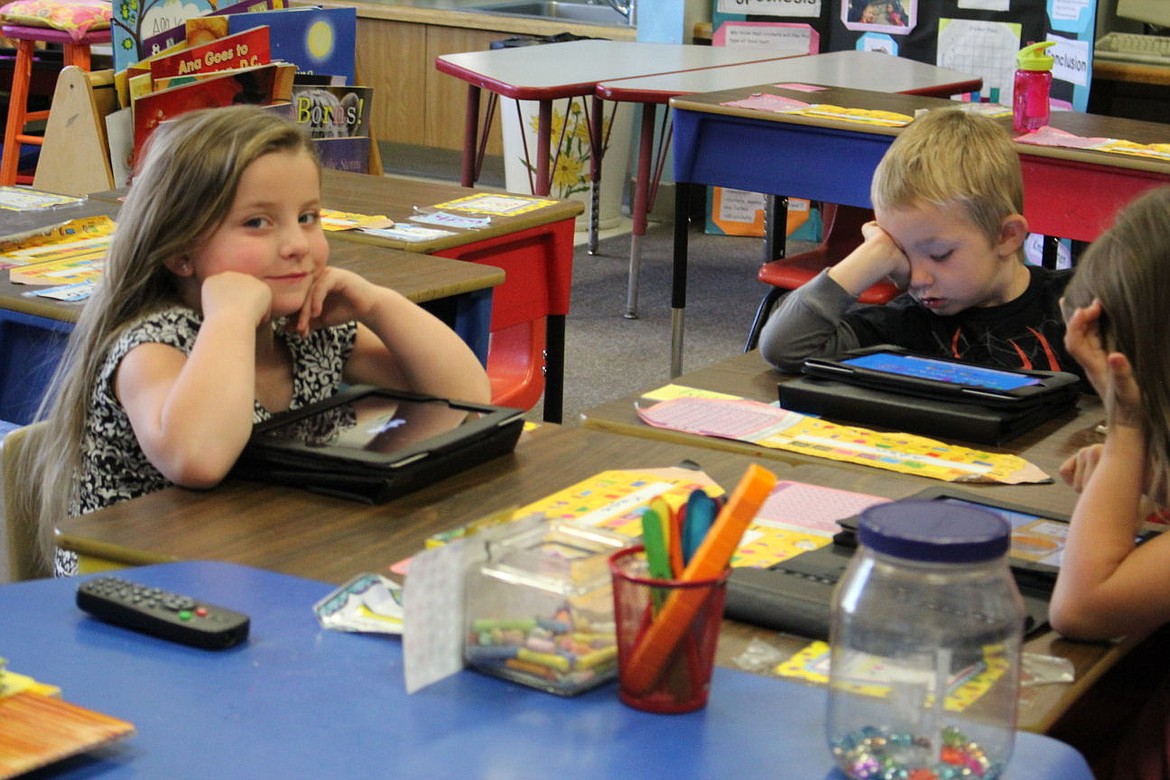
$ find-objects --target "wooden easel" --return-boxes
[33,67,117,196]
[33,65,384,197]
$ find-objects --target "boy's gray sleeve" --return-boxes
[758,269,863,373]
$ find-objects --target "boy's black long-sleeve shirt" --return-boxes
[759,264,1080,380]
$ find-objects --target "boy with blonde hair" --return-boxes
[759,108,1077,378]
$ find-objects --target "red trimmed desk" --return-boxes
[317,169,582,423]
[0,561,1093,778]
[0,196,504,425]
[434,39,796,252]
[594,50,982,319]
[667,86,1170,376]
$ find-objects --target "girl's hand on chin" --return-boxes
[290,267,374,336]
[200,271,273,327]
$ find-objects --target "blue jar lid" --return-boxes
[859,500,1010,563]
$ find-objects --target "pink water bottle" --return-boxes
[1013,41,1055,133]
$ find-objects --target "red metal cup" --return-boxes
[609,545,730,714]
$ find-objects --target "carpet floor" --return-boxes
[556,218,812,424]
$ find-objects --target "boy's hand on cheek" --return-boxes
[201,271,273,327]
[860,221,910,284]
[831,221,910,295]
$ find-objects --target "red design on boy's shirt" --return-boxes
[947,326,1065,372]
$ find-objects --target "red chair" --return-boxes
[744,203,899,352]
[1,24,111,185]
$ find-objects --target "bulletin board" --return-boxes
[712,0,1097,110]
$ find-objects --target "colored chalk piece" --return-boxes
[464,520,629,696]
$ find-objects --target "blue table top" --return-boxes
[0,562,1092,779]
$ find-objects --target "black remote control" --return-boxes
[77,576,250,650]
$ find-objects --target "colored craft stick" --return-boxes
[623,464,778,695]
[641,508,673,582]
[668,501,686,578]
[682,490,716,566]
[648,497,680,578]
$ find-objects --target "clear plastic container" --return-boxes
[463,521,631,695]
[827,501,1025,780]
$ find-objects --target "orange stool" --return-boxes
[1,24,111,185]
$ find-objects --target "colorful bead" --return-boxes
[830,727,1003,780]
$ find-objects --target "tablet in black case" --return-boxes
[779,375,1078,444]
[802,346,1081,409]
[232,385,524,503]
[725,487,1073,640]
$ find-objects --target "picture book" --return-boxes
[149,26,271,83]
[112,0,218,74]
[226,6,356,82]
[291,83,371,138]
[131,62,296,160]
[10,251,107,286]
[312,136,370,174]
[0,187,83,212]
[140,0,282,58]
[0,216,116,265]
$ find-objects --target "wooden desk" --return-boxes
[58,423,1107,734]
[435,39,784,194]
[319,168,582,254]
[318,169,583,423]
[56,425,789,580]
[580,351,1098,516]
[593,51,982,319]
[0,235,502,329]
[578,350,1140,734]
[667,84,1170,376]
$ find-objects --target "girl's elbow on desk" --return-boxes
[1049,586,1156,643]
[151,443,243,491]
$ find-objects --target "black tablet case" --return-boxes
[231,387,524,504]
[779,376,1078,444]
[724,534,1056,641]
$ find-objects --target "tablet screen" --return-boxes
[842,353,1043,391]
[258,395,474,455]
[936,497,1066,570]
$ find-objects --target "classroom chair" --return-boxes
[744,203,899,352]
[1,421,51,581]
[0,23,111,186]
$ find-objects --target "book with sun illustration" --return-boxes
[226,6,356,82]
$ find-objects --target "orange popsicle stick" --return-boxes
[622,464,778,695]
